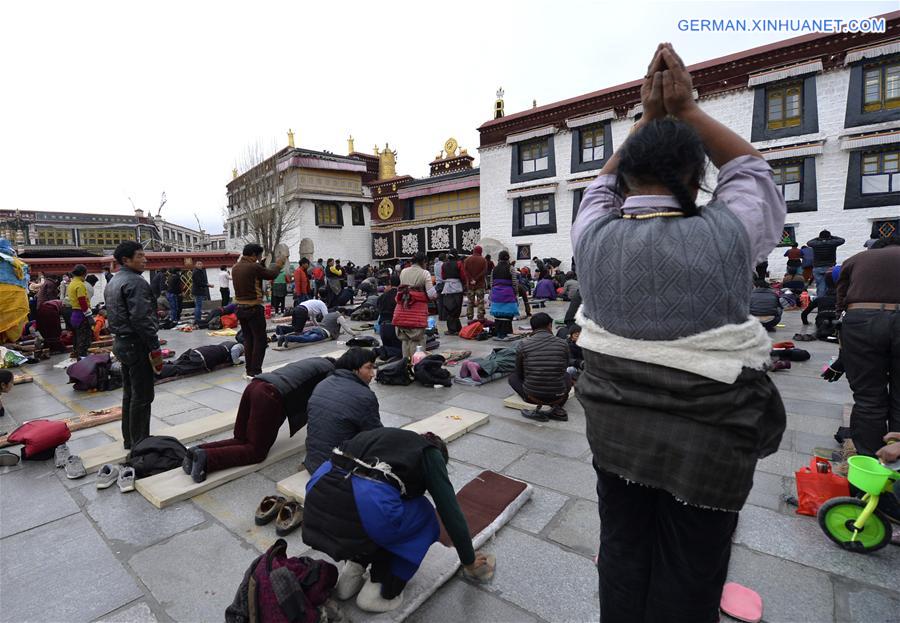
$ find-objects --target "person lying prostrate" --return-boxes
[302,427,493,613]
[276,310,358,347]
[157,340,244,379]
[304,348,382,475]
[183,357,334,482]
[572,44,786,623]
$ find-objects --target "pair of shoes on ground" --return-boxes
[96,463,136,492]
[335,562,404,613]
[55,444,88,479]
[458,360,482,383]
[182,447,208,483]
[254,495,303,536]
[520,405,568,423]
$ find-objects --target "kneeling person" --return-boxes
[302,428,491,613]
[276,310,357,347]
[184,357,334,482]
[509,312,573,422]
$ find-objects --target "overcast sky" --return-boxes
[3,1,894,233]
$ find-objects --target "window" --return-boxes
[512,194,557,236]
[572,188,584,223]
[351,204,365,226]
[861,151,899,194]
[767,83,802,130]
[316,203,342,227]
[411,189,479,220]
[581,126,604,162]
[229,223,234,238]
[863,62,900,112]
[37,229,73,246]
[520,140,549,174]
[772,163,802,201]
[871,219,898,239]
[751,76,818,141]
[571,121,612,173]
[777,226,796,247]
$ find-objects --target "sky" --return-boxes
[2,1,896,233]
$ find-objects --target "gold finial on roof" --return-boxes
[287,129,295,148]
[232,168,238,179]
[348,135,355,154]
[378,142,397,180]
[495,87,505,119]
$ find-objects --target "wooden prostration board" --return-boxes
[276,407,489,504]
[81,409,236,472]
[0,408,123,449]
[502,388,575,411]
[136,425,306,509]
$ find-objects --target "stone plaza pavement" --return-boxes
[0,303,898,623]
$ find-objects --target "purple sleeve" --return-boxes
[571,174,621,251]
[712,155,786,265]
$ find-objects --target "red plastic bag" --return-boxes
[795,457,849,516]
[7,419,71,460]
[221,313,238,329]
[459,321,483,340]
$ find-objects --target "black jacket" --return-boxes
[516,330,571,398]
[806,236,845,267]
[191,268,209,297]
[749,287,781,316]
[103,267,160,351]
[166,273,182,295]
[304,369,382,474]
[256,358,334,436]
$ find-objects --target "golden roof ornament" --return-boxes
[378,142,397,180]
[232,168,238,179]
[287,129,295,148]
[443,138,458,158]
[495,87,505,119]
[347,134,355,154]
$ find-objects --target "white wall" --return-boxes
[479,65,900,275]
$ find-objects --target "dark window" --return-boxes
[512,194,556,236]
[751,76,818,141]
[844,148,900,209]
[871,219,899,239]
[572,188,584,223]
[351,204,365,226]
[777,226,796,247]
[570,121,612,173]
[770,157,817,213]
[315,203,342,227]
[845,56,900,127]
[510,137,556,183]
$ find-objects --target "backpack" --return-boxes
[7,419,71,460]
[225,539,338,623]
[67,353,118,391]
[413,354,452,387]
[375,357,414,386]
[126,435,188,478]
[221,313,238,329]
[459,321,483,340]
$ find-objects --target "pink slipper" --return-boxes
[720,582,762,623]
[459,361,471,379]
[467,361,482,383]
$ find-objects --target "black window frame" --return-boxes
[871,218,899,240]
[572,188,584,223]
[844,55,900,128]
[751,75,819,142]
[844,147,900,209]
[351,204,365,226]
[315,202,343,228]
[570,121,612,173]
[510,136,556,183]
[777,225,797,247]
[512,194,557,237]
[770,156,817,213]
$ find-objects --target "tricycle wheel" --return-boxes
[817,496,892,553]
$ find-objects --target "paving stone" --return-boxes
[8,392,69,418]
[373,393,447,420]
[446,433,527,472]
[792,429,840,456]
[509,485,570,534]
[182,386,243,411]
[546,498,600,557]
[128,522,258,622]
[192,472,304,553]
[0,462,79,538]
[782,397,846,420]
[756,449,808,478]
[259,455,306,483]
[733,505,898,591]
[726,545,834,623]
[380,410,413,428]
[788,412,845,437]
[447,460,483,492]
[159,405,221,426]
[475,416,590,459]
[146,390,205,418]
[446,390,512,417]
[746,472,793,512]
[94,601,159,623]
[479,528,599,622]
[408,577,540,623]
[165,378,217,396]
[505,452,597,500]
[1,513,142,622]
[78,482,206,551]
[71,391,124,412]
[67,431,114,456]
[834,578,900,623]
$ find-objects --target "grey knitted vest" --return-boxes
[574,200,751,341]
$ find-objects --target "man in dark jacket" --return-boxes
[510,312,573,422]
[304,348,382,474]
[807,230,845,296]
[232,243,285,377]
[749,279,782,332]
[150,270,166,300]
[157,340,244,379]
[166,269,183,323]
[185,357,334,482]
[463,245,487,322]
[104,241,161,449]
[191,261,212,326]
[801,273,837,340]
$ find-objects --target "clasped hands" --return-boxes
[639,43,698,124]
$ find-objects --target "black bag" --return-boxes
[350,306,377,321]
[346,335,380,348]
[375,357,414,386]
[127,435,188,478]
[413,355,452,387]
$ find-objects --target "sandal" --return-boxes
[255,495,286,526]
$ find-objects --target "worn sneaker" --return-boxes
[520,408,549,423]
[547,406,568,422]
[117,466,136,493]
[190,447,208,483]
[54,443,71,468]
[182,447,195,475]
[64,455,87,479]
[96,464,120,489]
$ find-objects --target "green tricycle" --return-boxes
[817,455,899,553]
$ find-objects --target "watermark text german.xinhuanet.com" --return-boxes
[677,17,886,34]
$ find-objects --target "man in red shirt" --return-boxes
[293,258,311,305]
[463,245,487,322]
